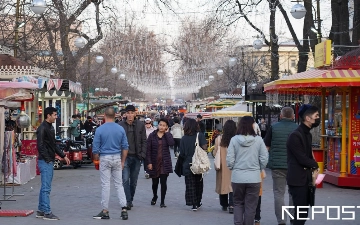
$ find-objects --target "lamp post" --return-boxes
[111,66,118,95]
[14,0,47,58]
[291,1,321,44]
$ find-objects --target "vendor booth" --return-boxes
[0,81,38,197]
[264,47,360,187]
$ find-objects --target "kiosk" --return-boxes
[264,46,360,188]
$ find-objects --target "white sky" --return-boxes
[119,0,333,45]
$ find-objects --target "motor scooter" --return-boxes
[54,138,83,170]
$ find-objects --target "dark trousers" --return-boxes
[255,196,261,221]
[75,135,82,141]
[232,182,260,225]
[152,174,168,204]
[173,138,181,153]
[219,192,234,207]
[288,185,309,225]
[185,174,203,206]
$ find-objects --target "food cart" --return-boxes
[264,48,360,187]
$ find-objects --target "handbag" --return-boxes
[190,133,211,175]
[174,155,184,177]
[214,135,221,171]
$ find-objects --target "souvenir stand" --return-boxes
[0,81,38,211]
[264,48,360,187]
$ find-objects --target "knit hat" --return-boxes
[298,104,318,119]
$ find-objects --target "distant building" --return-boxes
[242,43,315,78]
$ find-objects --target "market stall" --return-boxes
[0,81,38,200]
[264,54,360,187]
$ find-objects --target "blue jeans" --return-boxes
[38,160,54,214]
[122,156,141,204]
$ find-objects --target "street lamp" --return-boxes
[74,37,86,48]
[291,1,321,44]
[14,0,47,58]
[217,69,223,76]
[111,67,118,74]
[253,38,263,50]
[30,0,47,15]
[251,83,257,92]
[95,55,104,64]
[290,3,307,19]
[229,57,237,67]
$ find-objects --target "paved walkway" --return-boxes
[1,154,360,225]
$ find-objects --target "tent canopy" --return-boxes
[0,81,38,100]
[212,102,251,118]
[206,99,238,108]
[264,69,360,92]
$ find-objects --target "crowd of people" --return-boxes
[36,104,320,225]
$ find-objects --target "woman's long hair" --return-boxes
[236,116,256,136]
[220,120,237,148]
[183,118,199,136]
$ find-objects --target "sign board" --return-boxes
[314,40,332,68]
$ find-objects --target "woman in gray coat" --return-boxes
[226,116,268,225]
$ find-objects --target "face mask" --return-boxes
[311,118,321,128]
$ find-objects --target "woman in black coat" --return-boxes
[179,118,207,211]
[146,118,174,208]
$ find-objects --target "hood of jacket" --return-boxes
[232,135,256,147]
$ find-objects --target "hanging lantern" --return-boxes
[217,69,223,76]
[120,74,126,79]
[209,75,214,81]
[16,102,31,128]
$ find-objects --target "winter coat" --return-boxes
[119,120,147,160]
[170,123,183,139]
[226,135,268,183]
[146,130,174,176]
[70,119,80,137]
[214,135,232,194]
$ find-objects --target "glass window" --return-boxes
[291,59,296,68]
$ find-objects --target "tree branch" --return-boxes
[235,0,269,45]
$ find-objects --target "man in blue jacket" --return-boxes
[92,107,129,220]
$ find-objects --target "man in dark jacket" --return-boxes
[84,116,97,133]
[119,105,147,209]
[264,107,298,225]
[286,104,320,225]
[36,107,70,220]
[196,114,205,134]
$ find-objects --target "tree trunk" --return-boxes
[269,0,279,81]
[353,0,360,46]
[330,0,351,56]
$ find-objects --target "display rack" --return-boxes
[0,131,24,206]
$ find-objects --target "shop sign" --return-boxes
[314,40,332,68]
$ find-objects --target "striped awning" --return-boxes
[184,112,212,119]
[264,69,360,92]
